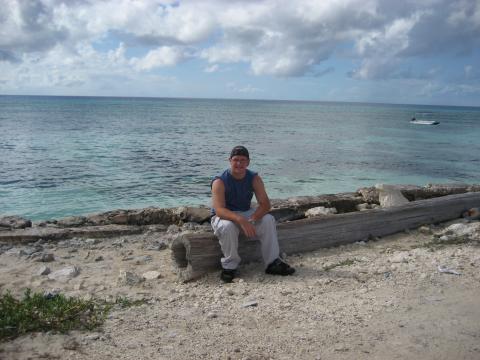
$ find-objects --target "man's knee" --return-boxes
[261,213,276,226]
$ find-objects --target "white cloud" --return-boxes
[132,46,188,70]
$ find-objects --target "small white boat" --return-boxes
[410,112,440,125]
[410,119,440,125]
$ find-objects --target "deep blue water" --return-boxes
[1,95,479,221]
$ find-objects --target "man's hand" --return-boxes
[239,218,256,238]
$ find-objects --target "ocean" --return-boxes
[1,95,479,221]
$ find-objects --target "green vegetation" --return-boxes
[0,289,111,341]
[323,258,357,271]
[114,296,147,308]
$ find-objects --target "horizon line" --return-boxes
[1,93,479,110]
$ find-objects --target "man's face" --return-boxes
[229,155,249,177]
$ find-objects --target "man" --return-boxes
[211,145,295,283]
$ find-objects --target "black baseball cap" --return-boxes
[230,145,249,159]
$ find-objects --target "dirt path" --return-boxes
[1,220,479,359]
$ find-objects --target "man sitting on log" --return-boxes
[211,145,295,283]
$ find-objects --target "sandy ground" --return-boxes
[1,219,480,360]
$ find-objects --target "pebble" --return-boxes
[118,270,144,285]
[134,255,153,265]
[226,289,235,296]
[207,311,218,319]
[142,271,162,280]
[36,265,51,276]
[418,226,432,234]
[48,266,80,281]
[40,253,55,262]
[74,281,84,290]
[62,338,79,350]
[84,334,100,341]
[241,300,258,308]
[85,238,100,245]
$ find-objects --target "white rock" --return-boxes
[305,206,337,217]
[48,266,80,281]
[142,271,162,280]
[356,203,370,211]
[375,184,409,208]
[444,222,480,238]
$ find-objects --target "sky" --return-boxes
[1,0,479,106]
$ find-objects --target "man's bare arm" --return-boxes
[250,175,271,222]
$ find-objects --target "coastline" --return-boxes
[2,183,479,245]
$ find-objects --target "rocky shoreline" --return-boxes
[2,183,480,244]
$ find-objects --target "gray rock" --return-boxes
[62,338,79,350]
[48,266,80,281]
[56,216,88,227]
[0,215,32,229]
[241,299,258,308]
[118,270,144,285]
[357,186,379,203]
[174,206,211,223]
[206,311,218,319]
[36,265,51,276]
[39,253,55,262]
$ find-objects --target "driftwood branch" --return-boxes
[171,192,480,281]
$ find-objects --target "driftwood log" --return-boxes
[171,192,480,281]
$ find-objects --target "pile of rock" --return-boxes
[0,216,32,230]
[38,206,212,228]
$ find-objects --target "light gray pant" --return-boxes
[211,208,280,270]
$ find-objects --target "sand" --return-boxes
[1,219,479,360]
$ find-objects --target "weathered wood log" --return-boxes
[171,192,480,282]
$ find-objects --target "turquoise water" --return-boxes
[1,95,479,221]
